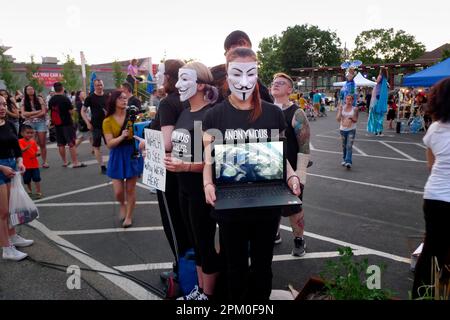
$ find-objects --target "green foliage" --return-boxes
[112,61,126,88]
[62,55,81,92]
[320,247,394,300]
[257,24,342,83]
[0,48,20,92]
[257,35,282,85]
[352,28,426,64]
[441,48,450,62]
[25,56,44,93]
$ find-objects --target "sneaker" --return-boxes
[10,234,34,248]
[2,246,28,261]
[196,293,209,301]
[101,166,107,175]
[345,163,352,169]
[341,161,346,166]
[274,232,282,244]
[291,237,306,257]
[177,285,201,300]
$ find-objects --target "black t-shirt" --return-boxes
[84,93,107,129]
[0,120,22,159]
[172,104,212,163]
[128,96,142,111]
[48,94,73,127]
[202,99,287,222]
[283,104,300,171]
[202,99,287,143]
[150,92,186,131]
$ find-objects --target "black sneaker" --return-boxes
[101,165,107,175]
[274,232,282,245]
[292,237,306,257]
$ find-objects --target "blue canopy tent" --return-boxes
[402,58,450,87]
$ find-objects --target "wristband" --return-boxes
[287,175,300,185]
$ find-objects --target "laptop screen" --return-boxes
[214,141,284,185]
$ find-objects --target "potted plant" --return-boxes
[296,247,394,300]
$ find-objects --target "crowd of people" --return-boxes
[0,29,448,302]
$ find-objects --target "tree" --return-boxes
[112,61,125,88]
[257,35,282,85]
[278,24,342,71]
[25,56,44,93]
[0,47,20,92]
[441,48,450,62]
[352,28,426,64]
[62,55,81,92]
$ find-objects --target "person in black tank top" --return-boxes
[271,73,311,257]
[202,48,300,301]
[164,62,220,301]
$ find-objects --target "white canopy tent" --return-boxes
[333,72,377,87]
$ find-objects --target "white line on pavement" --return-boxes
[379,141,417,161]
[36,201,158,207]
[316,134,424,145]
[34,182,113,203]
[309,143,315,151]
[29,220,160,300]
[352,145,368,156]
[279,225,411,264]
[136,183,152,191]
[114,263,174,272]
[54,226,164,236]
[415,143,427,149]
[310,148,426,163]
[307,173,424,195]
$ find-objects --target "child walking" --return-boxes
[19,125,42,198]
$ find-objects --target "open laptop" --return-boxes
[212,140,302,211]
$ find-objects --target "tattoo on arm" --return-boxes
[293,109,310,154]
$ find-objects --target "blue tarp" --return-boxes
[402,58,450,87]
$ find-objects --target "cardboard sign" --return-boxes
[142,129,166,192]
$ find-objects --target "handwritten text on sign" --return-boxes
[143,129,166,192]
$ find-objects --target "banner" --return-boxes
[33,72,63,88]
[142,129,166,192]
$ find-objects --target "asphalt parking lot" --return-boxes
[0,110,428,300]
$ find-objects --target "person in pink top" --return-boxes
[127,59,139,91]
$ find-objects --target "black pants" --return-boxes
[178,173,219,274]
[156,171,192,268]
[218,213,281,302]
[412,199,450,298]
[126,74,135,91]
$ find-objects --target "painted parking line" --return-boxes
[316,134,425,146]
[34,182,113,203]
[29,220,160,300]
[36,201,158,207]
[379,141,418,161]
[55,226,164,236]
[352,145,368,156]
[307,173,424,195]
[310,148,426,163]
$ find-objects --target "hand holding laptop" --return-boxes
[287,175,301,196]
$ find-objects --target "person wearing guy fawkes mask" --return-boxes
[164,62,220,301]
[202,48,300,301]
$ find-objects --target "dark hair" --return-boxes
[0,89,15,111]
[427,78,450,122]
[210,64,229,101]
[53,82,64,93]
[21,124,34,132]
[380,68,388,80]
[163,59,185,95]
[106,90,124,117]
[75,90,83,104]
[224,30,252,51]
[23,85,42,112]
[121,82,133,93]
[226,47,261,122]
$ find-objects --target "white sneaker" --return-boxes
[2,246,28,261]
[341,161,346,166]
[177,285,201,300]
[196,293,209,300]
[10,234,34,248]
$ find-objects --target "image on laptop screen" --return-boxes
[214,141,284,184]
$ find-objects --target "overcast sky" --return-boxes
[1,0,448,68]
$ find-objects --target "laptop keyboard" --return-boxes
[219,185,288,200]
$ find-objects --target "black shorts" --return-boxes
[55,125,76,147]
[23,168,41,184]
[387,109,396,120]
[92,128,104,148]
[281,183,304,217]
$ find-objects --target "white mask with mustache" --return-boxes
[227,62,258,101]
[175,68,198,102]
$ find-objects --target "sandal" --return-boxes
[62,161,71,167]
[42,163,50,169]
[72,163,87,168]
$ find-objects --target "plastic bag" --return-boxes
[9,173,39,227]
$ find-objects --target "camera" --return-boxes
[126,105,139,122]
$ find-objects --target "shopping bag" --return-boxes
[9,173,39,227]
[178,248,198,295]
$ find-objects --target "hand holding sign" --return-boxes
[142,129,166,192]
